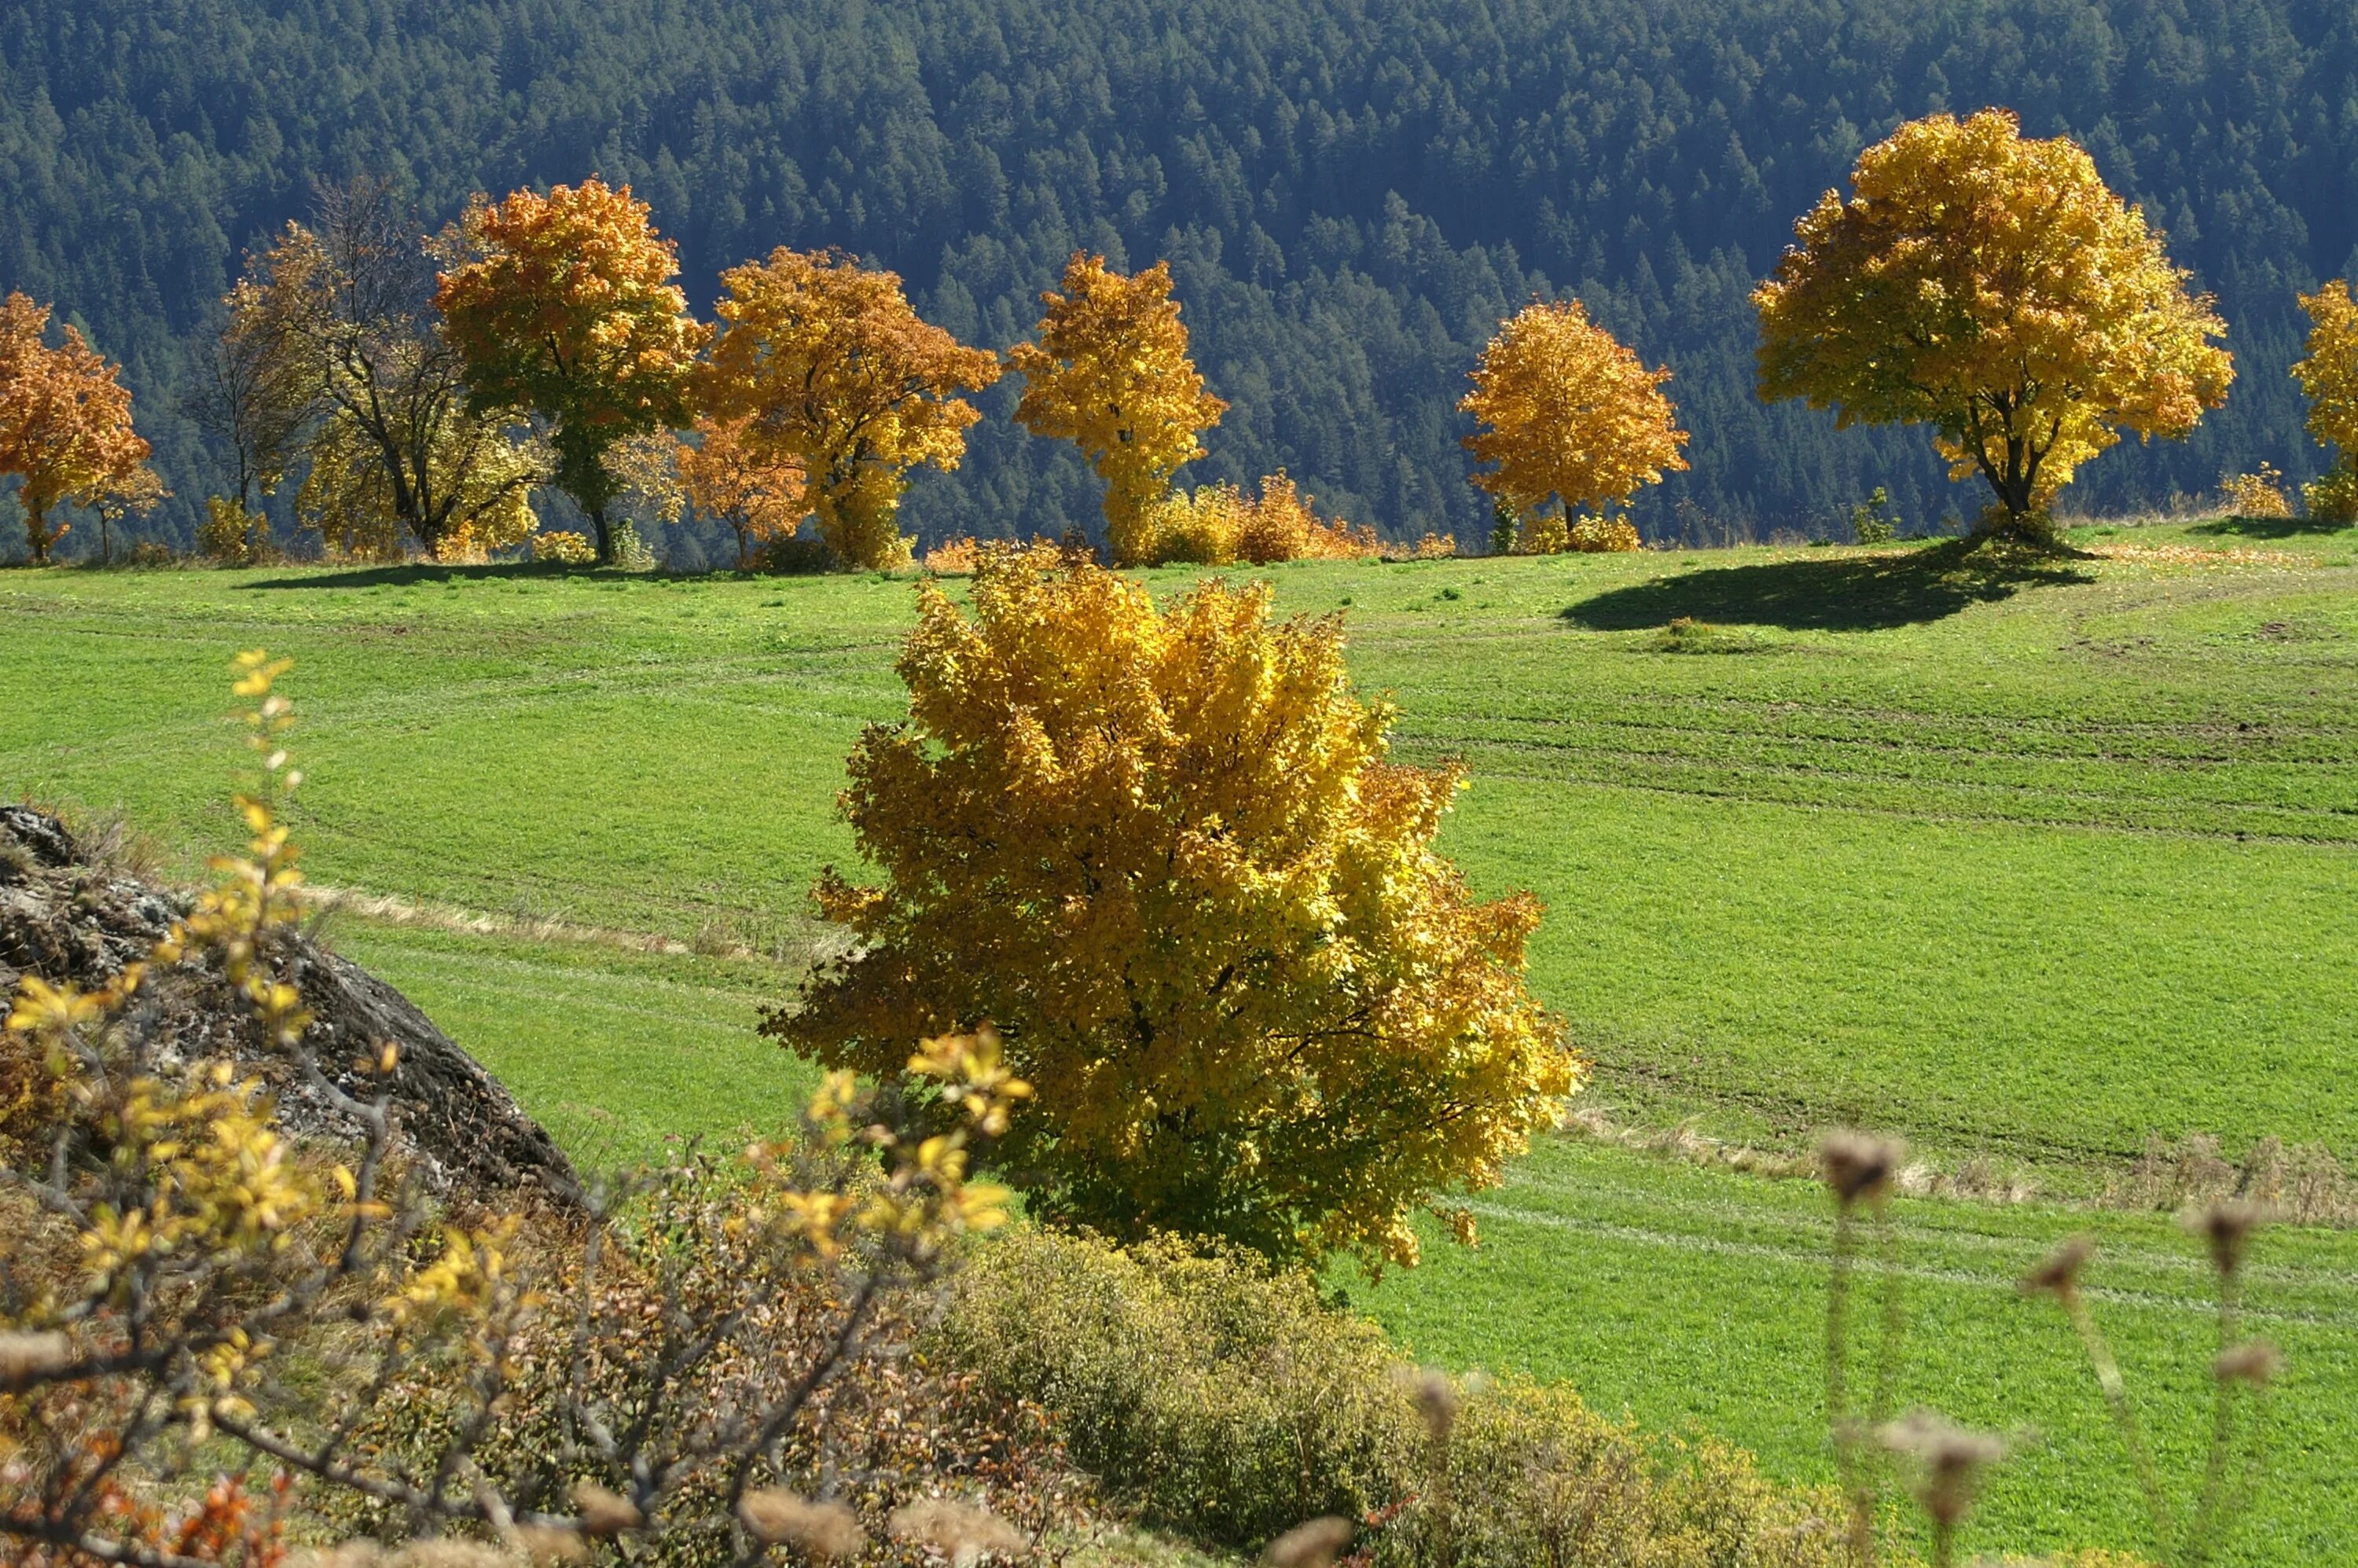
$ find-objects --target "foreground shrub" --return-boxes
[0,656,1068,1566]
[942,1227,1850,1565]
[773,545,1579,1270]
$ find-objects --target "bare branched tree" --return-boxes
[225,177,540,556]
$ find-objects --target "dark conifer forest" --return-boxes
[3,0,2352,552]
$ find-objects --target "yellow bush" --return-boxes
[924,534,983,575]
[1569,512,1644,552]
[2222,463,2293,519]
[1144,481,1245,564]
[1515,511,1569,553]
[1234,471,1313,562]
[196,496,271,566]
[2303,466,2358,524]
[532,528,596,564]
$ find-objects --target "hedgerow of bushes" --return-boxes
[938,1226,1853,1566]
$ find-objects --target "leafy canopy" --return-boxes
[680,412,809,567]
[0,292,161,562]
[1011,252,1227,566]
[434,178,709,554]
[771,545,1580,1270]
[703,248,999,570]
[2293,281,2358,466]
[1754,109,2232,531]
[1460,299,1688,523]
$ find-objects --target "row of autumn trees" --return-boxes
[12,106,2358,567]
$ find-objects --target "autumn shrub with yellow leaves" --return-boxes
[773,545,1579,1271]
[0,655,1076,1568]
[198,495,277,566]
[2220,464,2293,520]
[1134,472,1381,567]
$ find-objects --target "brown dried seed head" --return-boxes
[0,1331,71,1389]
[2190,1201,2262,1276]
[887,1499,1027,1562]
[2215,1339,2282,1386]
[1262,1516,1355,1568]
[1820,1131,1904,1206]
[740,1490,866,1559]
[570,1482,643,1537]
[2021,1235,2094,1298]
[1878,1410,2004,1527]
[1412,1369,1459,1441]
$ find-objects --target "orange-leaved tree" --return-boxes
[1460,299,1686,553]
[769,544,1580,1271]
[435,178,710,563]
[0,292,163,563]
[703,248,999,570]
[680,413,808,567]
[2293,281,2358,523]
[1011,252,1227,566]
[1755,108,2232,541]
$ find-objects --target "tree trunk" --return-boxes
[590,505,614,565]
[24,503,48,564]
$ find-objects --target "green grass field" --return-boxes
[6,519,2356,1562]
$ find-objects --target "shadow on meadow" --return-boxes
[2188,515,2358,540]
[1562,539,2095,633]
[238,560,660,589]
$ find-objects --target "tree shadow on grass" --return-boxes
[239,561,637,590]
[1562,540,2095,633]
[2187,515,2356,540]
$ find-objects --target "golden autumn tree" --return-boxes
[0,292,163,563]
[680,413,808,567]
[1755,109,2233,540]
[769,545,1580,1271]
[2292,281,2358,523]
[1460,299,1687,551]
[703,248,998,570]
[1011,252,1228,565]
[299,404,543,562]
[435,178,710,563]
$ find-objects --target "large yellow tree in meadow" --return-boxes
[1460,299,1688,549]
[702,248,999,569]
[0,292,163,563]
[1754,109,2232,539]
[770,545,1579,1270]
[435,178,710,563]
[1011,252,1228,566]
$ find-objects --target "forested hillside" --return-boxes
[2,0,2352,552]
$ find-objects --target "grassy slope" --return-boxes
[5,520,2356,1561]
